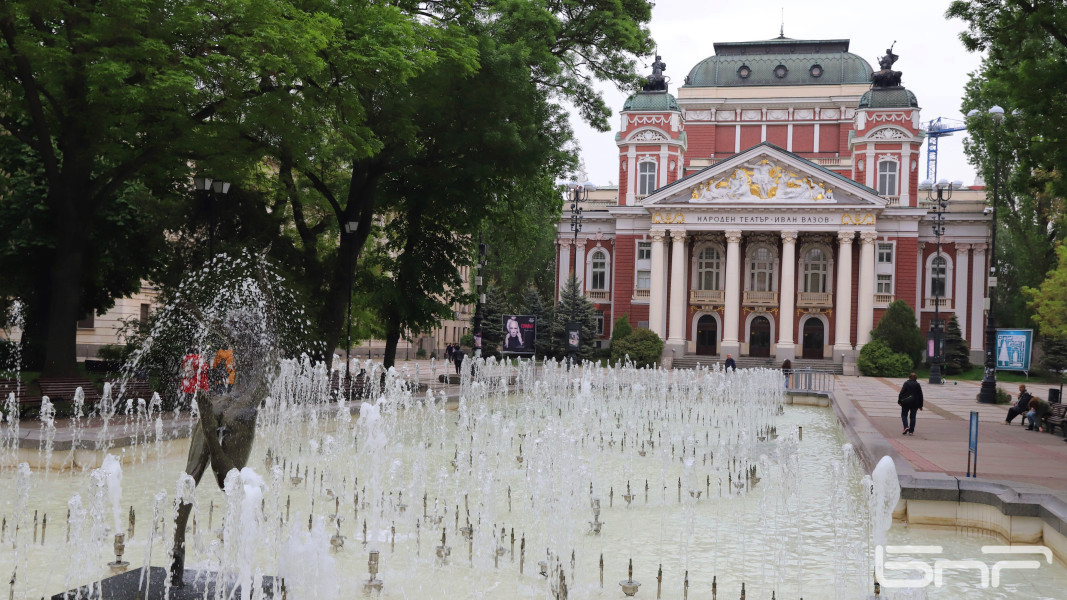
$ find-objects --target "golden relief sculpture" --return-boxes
[690,159,835,203]
[841,213,876,225]
[651,212,685,224]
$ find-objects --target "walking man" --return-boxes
[898,372,924,435]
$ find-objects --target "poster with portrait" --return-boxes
[565,322,581,353]
[501,315,536,355]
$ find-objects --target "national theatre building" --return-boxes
[555,38,992,373]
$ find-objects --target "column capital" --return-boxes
[860,231,878,245]
[837,230,856,245]
[956,242,972,252]
[650,229,667,242]
[781,230,799,244]
[575,239,587,250]
[972,242,988,253]
[558,239,573,248]
[670,230,688,243]
[725,230,743,244]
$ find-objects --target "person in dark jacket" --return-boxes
[898,372,924,435]
[1005,384,1031,425]
[724,354,736,372]
[453,346,465,376]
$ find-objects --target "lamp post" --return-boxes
[343,221,359,395]
[566,182,594,366]
[193,177,231,267]
[919,178,962,384]
[472,242,488,359]
[970,105,1006,404]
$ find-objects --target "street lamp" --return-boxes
[565,181,594,366]
[919,178,962,384]
[968,105,1005,404]
[472,242,488,359]
[343,220,359,396]
[193,177,231,267]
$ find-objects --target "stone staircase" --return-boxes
[671,355,843,374]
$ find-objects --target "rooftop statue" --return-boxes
[642,55,668,92]
[871,42,902,88]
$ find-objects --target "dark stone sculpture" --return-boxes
[871,43,902,88]
[642,55,668,92]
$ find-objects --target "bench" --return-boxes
[1044,403,1067,436]
[329,371,370,400]
[36,377,102,405]
[108,378,156,402]
[0,378,42,410]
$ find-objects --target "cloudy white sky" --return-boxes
[569,0,986,187]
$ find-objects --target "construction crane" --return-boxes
[922,117,968,182]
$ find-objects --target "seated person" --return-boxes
[1026,395,1051,431]
[1005,384,1031,424]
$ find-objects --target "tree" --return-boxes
[873,301,924,366]
[611,315,634,347]
[1025,244,1067,339]
[611,328,663,368]
[553,275,597,361]
[942,315,971,375]
[858,338,913,378]
[950,0,1067,327]
[1039,337,1067,395]
[478,287,510,359]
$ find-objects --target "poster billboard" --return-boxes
[501,315,536,355]
[995,329,1033,372]
[565,322,581,353]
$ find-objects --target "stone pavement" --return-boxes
[833,375,1067,493]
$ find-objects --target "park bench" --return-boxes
[108,378,156,402]
[1043,403,1067,436]
[0,378,42,414]
[36,377,102,405]
[329,370,370,400]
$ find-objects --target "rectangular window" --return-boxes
[877,161,898,196]
[638,161,657,195]
[877,274,893,294]
[636,270,651,290]
[595,312,605,335]
[76,313,94,329]
[877,243,893,264]
[140,303,150,324]
[637,242,651,261]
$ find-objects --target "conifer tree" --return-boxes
[552,275,597,361]
[521,287,554,359]
[942,315,971,375]
[873,300,924,366]
[479,286,509,358]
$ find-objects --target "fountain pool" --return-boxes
[3,359,1067,600]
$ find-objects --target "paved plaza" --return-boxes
[833,375,1067,495]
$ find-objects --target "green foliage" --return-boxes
[477,287,510,359]
[942,315,971,375]
[415,348,427,359]
[858,338,913,377]
[521,288,554,359]
[873,301,924,366]
[611,315,634,345]
[1025,244,1067,339]
[552,275,597,360]
[610,328,664,369]
[1040,337,1067,379]
[460,332,475,348]
[995,387,1012,405]
[951,0,1067,328]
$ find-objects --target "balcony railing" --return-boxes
[633,289,650,300]
[743,290,778,306]
[925,297,952,310]
[586,290,611,301]
[796,292,833,308]
[874,293,894,306]
[883,195,900,207]
[689,289,725,304]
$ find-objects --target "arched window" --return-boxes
[877,160,898,196]
[802,247,829,293]
[638,161,657,195]
[931,256,947,297]
[748,246,776,291]
[697,246,722,290]
[590,250,607,290]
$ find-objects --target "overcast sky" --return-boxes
[569,0,986,188]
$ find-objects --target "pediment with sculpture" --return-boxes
[689,159,835,203]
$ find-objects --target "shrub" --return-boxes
[941,315,970,375]
[873,300,923,366]
[610,328,664,368]
[610,315,633,345]
[415,348,428,359]
[858,338,913,377]
[994,387,1012,405]
[460,332,474,348]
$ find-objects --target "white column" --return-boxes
[668,230,688,345]
[787,123,794,152]
[901,147,912,206]
[955,243,971,332]
[813,123,821,153]
[574,240,587,292]
[777,231,798,360]
[625,149,636,205]
[558,240,572,292]
[834,231,855,352]
[649,229,667,339]
[722,230,743,355]
[659,148,668,188]
[865,148,875,188]
[970,244,987,351]
[856,232,877,346]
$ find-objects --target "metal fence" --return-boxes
[783,368,836,393]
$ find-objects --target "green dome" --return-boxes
[623,91,680,112]
[684,38,873,87]
[858,87,919,108]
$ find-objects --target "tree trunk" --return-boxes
[382,315,401,370]
[41,184,91,377]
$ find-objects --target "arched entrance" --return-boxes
[696,315,717,355]
[749,316,771,357]
[802,318,825,359]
